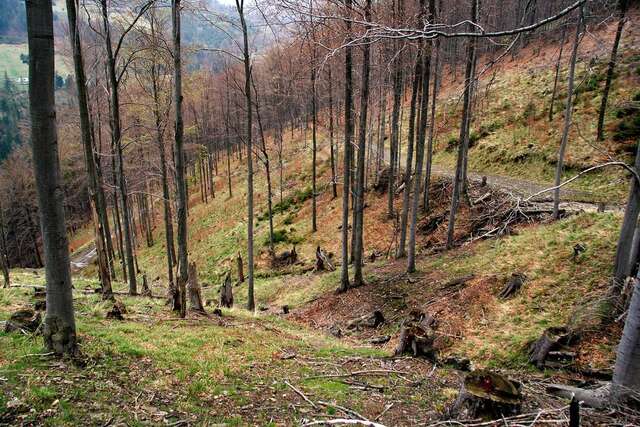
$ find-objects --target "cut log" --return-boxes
[369,335,391,345]
[347,310,385,330]
[441,275,475,291]
[448,370,522,420]
[187,262,206,314]
[220,272,233,308]
[4,309,41,333]
[546,383,607,409]
[106,301,127,321]
[498,273,526,299]
[315,246,335,272]
[443,355,472,371]
[528,326,576,369]
[394,323,436,359]
[329,325,342,338]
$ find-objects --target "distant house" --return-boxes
[14,77,28,85]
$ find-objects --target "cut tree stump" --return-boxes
[498,273,526,299]
[314,246,335,272]
[448,370,522,420]
[4,309,41,333]
[271,246,298,268]
[528,326,576,369]
[220,272,233,308]
[106,301,127,320]
[237,252,245,283]
[187,262,206,314]
[141,274,152,297]
[347,310,385,330]
[394,320,437,359]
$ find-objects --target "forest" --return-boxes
[1,0,640,425]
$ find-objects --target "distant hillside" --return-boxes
[0,0,26,44]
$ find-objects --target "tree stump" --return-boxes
[188,262,206,314]
[4,309,41,333]
[271,246,298,268]
[314,246,335,272]
[394,323,436,359]
[449,370,522,420]
[106,301,127,321]
[347,310,385,330]
[141,274,152,297]
[498,273,526,299]
[528,326,576,369]
[236,252,245,283]
[220,272,234,308]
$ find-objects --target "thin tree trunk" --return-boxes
[27,0,77,356]
[101,0,136,295]
[423,23,440,213]
[397,49,423,259]
[310,5,318,233]
[67,0,112,300]
[408,0,433,273]
[339,0,354,293]
[0,203,10,288]
[548,26,567,122]
[328,68,338,199]
[172,0,188,318]
[446,0,478,249]
[353,0,372,288]
[553,7,583,220]
[596,0,628,141]
[236,0,255,311]
[388,7,404,218]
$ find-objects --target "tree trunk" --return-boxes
[353,0,372,288]
[553,7,583,220]
[0,203,10,288]
[387,2,404,218]
[423,27,440,213]
[614,140,640,285]
[172,0,188,318]
[612,275,640,404]
[597,0,628,141]
[236,0,255,311]
[397,49,423,258]
[446,0,478,249]
[548,26,567,122]
[187,261,206,314]
[311,11,318,233]
[339,0,354,293]
[101,0,136,295]
[26,0,77,356]
[408,0,433,273]
[328,67,338,199]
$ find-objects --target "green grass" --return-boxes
[0,44,69,81]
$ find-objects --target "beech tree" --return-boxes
[173,0,188,317]
[26,0,77,355]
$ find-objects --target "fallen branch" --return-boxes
[285,380,318,409]
[302,419,387,427]
[306,369,410,380]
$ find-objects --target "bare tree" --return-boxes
[353,0,372,288]
[339,0,354,293]
[26,0,77,355]
[596,0,629,141]
[172,0,188,318]
[553,7,583,220]
[236,0,255,311]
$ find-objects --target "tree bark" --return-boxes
[172,0,188,318]
[446,0,478,249]
[612,275,640,404]
[397,48,423,258]
[614,140,640,285]
[328,67,338,199]
[26,0,77,356]
[423,23,440,213]
[553,7,583,220]
[339,0,354,293]
[408,0,433,273]
[101,0,136,295]
[548,26,567,122]
[236,0,255,311]
[353,0,372,288]
[387,1,404,218]
[596,0,628,141]
[0,202,10,288]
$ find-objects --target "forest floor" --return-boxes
[2,10,640,427]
